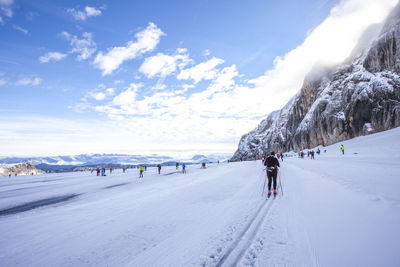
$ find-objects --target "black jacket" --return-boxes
[264,156,280,172]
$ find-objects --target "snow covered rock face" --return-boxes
[0,163,45,176]
[232,6,400,160]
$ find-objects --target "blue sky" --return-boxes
[0,0,397,157]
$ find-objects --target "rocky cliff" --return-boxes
[232,4,400,160]
[0,163,45,176]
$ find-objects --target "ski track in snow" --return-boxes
[213,197,274,267]
[0,128,400,266]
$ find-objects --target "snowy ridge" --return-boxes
[232,4,400,160]
[0,153,232,172]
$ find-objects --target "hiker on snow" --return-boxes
[139,165,144,178]
[157,164,161,174]
[182,163,186,174]
[264,151,280,197]
[341,144,344,155]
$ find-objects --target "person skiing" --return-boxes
[123,168,126,173]
[139,165,144,178]
[310,150,315,159]
[341,144,344,155]
[176,162,179,170]
[263,151,280,197]
[157,164,161,174]
[182,163,186,174]
[182,163,186,173]
[96,168,100,176]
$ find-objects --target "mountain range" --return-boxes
[0,153,231,173]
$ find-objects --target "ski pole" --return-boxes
[278,169,283,196]
[262,171,267,196]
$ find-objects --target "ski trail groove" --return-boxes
[215,197,275,267]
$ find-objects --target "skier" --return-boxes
[202,162,206,168]
[157,164,161,174]
[144,165,147,171]
[139,165,144,178]
[101,168,105,176]
[317,148,320,155]
[96,168,100,176]
[263,151,280,197]
[176,162,179,170]
[182,163,186,174]
[123,168,126,173]
[341,144,344,155]
[310,150,315,159]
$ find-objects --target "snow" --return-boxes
[0,128,400,266]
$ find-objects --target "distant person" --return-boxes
[310,150,315,160]
[110,168,113,173]
[202,162,206,168]
[96,168,100,176]
[139,165,144,178]
[144,165,147,171]
[123,168,126,173]
[182,163,186,174]
[176,162,179,170]
[317,148,320,155]
[341,144,344,155]
[157,164,161,174]
[264,151,280,197]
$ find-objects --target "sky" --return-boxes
[0,0,397,157]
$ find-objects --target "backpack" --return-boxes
[265,156,276,172]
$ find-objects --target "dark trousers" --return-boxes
[267,170,277,190]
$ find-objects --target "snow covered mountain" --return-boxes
[0,153,232,173]
[232,3,400,160]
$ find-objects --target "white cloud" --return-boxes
[106,88,115,95]
[112,83,142,106]
[0,78,6,86]
[94,22,164,75]
[85,6,102,17]
[68,6,103,21]
[0,0,13,24]
[60,31,96,61]
[177,57,224,84]
[15,77,42,86]
[152,83,166,91]
[92,92,106,101]
[139,50,192,78]
[12,24,28,34]
[39,52,67,63]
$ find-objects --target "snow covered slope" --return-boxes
[0,127,399,266]
[232,3,400,160]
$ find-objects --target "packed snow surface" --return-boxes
[0,128,399,266]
